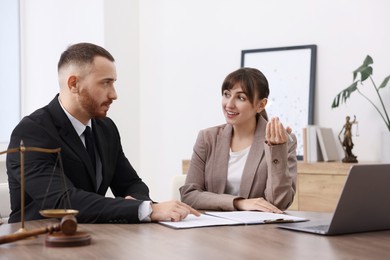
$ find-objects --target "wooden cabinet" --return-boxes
[289,162,354,212]
[182,160,358,212]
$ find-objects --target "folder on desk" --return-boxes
[159,211,308,229]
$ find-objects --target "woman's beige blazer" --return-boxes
[180,117,297,211]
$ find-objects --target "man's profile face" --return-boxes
[77,56,117,119]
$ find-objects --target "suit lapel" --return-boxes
[240,117,267,197]
[48,96,97,189]
[211,125,232,193]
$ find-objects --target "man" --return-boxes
[6,42,199,223]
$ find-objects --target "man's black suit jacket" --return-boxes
[6,95,151,223]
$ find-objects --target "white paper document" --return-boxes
[159,211,308,229]
[159,214,240,229]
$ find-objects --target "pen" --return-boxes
[264,219,295,223]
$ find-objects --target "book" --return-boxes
[302,127,307,162]
[305,125,323,162]
[159,211,308,229]
[316,127,340,161]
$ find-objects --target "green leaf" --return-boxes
[353,64,366,81]
[363,55,373,66]
[352,55,373,81]
[331,94,340,108]
[360,66,373,81]
[331,82,358,108]
[378,75,390,90]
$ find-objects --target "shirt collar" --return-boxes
[58,97,92,137]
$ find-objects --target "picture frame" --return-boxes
[241,44,317,159]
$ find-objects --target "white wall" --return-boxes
[0,0,20,148]
[104,0,140,171]
[138,0,390,200]
[11,0,390,202]
[20,0,105,115]
[16,0,140,194]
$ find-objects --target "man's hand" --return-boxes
[150,201,200,222]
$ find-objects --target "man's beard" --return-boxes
[79,88,107,119]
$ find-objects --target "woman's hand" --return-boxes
[266,117,292,145]
[233,197,283,213]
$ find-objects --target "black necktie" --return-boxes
[84,126,96,171]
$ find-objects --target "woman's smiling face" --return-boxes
[222,83,263,127]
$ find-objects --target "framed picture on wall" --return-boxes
[241,44,317,160]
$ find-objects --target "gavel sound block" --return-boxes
[45,215,91,247]
[0,215,91,247]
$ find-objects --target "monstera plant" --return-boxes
[331,55,390,132]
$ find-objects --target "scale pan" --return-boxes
[39,209,79,218]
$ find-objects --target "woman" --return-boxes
[180,67,297,212]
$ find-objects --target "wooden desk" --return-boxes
[1,211,390,259]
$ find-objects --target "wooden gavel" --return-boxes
[0,215,77,245]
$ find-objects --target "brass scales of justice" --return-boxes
[0,141,91,247]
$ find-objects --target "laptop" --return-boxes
[278,164,390,235]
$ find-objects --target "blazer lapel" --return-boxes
[210,124,232,193]
[48,96,97,189]
[240,118,267,197]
